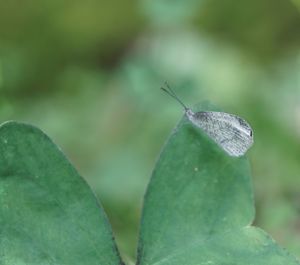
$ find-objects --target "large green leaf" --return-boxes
[0,121,123,265]
[137,104,300,265]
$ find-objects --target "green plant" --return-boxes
[0,103,299,264]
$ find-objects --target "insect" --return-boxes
[161,82,254,157]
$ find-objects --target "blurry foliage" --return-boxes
[292,0,300,12]
[141,0,201,26]
[0,0,299,261]
[0,0,143,98]
[197,0,300,61]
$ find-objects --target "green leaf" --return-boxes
[0,121,123,265]
[137,103,300,265]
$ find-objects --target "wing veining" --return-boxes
[189,111,253,157]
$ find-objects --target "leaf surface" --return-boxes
[137,104,300,265]
[0,121,123,265]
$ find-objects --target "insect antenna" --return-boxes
[160,82,188,110]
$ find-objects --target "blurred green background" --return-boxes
[0,0,299,262]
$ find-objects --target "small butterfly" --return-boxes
[161,82,254,157]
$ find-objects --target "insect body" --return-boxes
[161,83,253,157]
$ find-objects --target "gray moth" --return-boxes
[161,83,253,157]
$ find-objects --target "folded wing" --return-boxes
[190,111,253,157]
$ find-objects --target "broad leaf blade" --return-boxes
[0,122,123,265]
[137,104,300,265]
